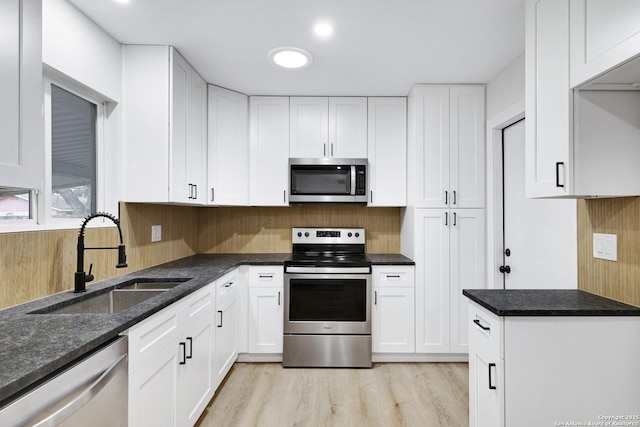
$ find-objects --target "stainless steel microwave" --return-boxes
[289,158,368,204]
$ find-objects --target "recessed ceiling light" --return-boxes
[268,47,313,69]
[314,22,333,37]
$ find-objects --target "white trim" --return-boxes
[486,102,525,290]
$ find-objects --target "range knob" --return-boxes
[348,232,353,237]
[304,232,309,237]
[297,232,302,237]
[355,232,360,238]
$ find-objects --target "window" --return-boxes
[50,84,97,218]
[0,189,32,220]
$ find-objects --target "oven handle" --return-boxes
[285,266,371,274]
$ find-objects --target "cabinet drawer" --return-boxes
[216,269,239,304]
[249,266,283,288]
[468,301,503,357]
[181,282,215,326]
[372,266,415,287]
[128,302,181,373]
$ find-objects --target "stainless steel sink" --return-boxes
[40,289,166,314]
[33,278,190,315]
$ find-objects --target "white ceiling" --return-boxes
[68,0,525,96]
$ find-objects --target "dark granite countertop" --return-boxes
[368,254,414,265]
[463,289,640,317]
[0,252,411,405]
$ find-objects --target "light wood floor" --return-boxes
[196,362,469,427]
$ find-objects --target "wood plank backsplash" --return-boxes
[198,206,400,254]
[577,198,640,307]
[0,203,399,309]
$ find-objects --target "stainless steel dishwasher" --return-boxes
[0,336,128,426]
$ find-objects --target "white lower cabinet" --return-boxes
[128,281,217,427]
[213,271,239,389]
[468,301,640,427]
[372,266,415,353]
[248,266,284,354]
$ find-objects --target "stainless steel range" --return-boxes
[283,227,372,368]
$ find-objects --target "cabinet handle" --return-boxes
[194,185,197,200]
[331,143,334,156]
[556,162,565,188]
[453,212,457,226]
[218,310,223,328]
[386,275,400,279]
[488,363,497,390]
[453,190,457,205]
[444,212,448,226]
[186,337,193,359]
[374,290,377,305]
[473,318,490,331]
[284,190,287,203]
[179,342,186,365]
[211,188,215,202]
[278,291,281,306]
[324,143,327,157]
[445,191,448,205]
[259,274,274,279]
[188,184,192,199]
[370,190,373,203]
[224,281,234,288]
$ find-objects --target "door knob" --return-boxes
[499,265,511,274]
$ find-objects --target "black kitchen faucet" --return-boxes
[75,212,128,293]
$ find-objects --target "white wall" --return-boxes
[42,0,124,215]
[486,52,525,122]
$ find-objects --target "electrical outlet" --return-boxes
[593,233,617,261]
[151,225,162,243]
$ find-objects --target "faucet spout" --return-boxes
[75,212,128,293]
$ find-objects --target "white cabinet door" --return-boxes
[187,70,207,205]
[0,0,43,190]
[129,343,179,427]
[290,97,367,158]
[213,295,238,389]
[248,287,283,353]
[249,97,289,206]
[208,85,249,205]
[450,87,485,208]
[525,0,573,198]
[177,316,214,427]
[289,97,328,158]
[570,0,640,88]
[414,209,450,353]
[367,97,407,207]
[410,86,485,208]
[329,97,368,158]
[469,338,503,427]
[449,209,485,353]
[372,287,415,353]
[169,50,190,203]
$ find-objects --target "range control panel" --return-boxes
[292,227,365,245]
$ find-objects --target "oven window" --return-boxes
[289,278,366,321]
[290,166,351,195]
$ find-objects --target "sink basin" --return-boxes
[32,278,190,315]
[36,289,166,314]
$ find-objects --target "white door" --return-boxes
[372,286,415,353]
[329,97,368,158]
[289,97,328,158]
[248,287,284,353]
[502,119,577,289]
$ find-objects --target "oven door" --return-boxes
[284,273,371,335]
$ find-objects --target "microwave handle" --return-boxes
[350,165,356,195]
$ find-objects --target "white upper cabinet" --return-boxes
[0,0,44,190]
[290,97,367,158]
[123,46,207,204]
[525,0,572,197]
[208,85,249,206]
[408,86,485,208]
[570,0,640,88]
[367,97,407,207]
[525,0,640,198]
[249,97,290,206]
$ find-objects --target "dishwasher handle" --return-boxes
[32,353,128,427]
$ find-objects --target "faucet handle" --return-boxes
[86,263,95,283]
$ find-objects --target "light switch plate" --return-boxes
[593,233,617,261]
[151,225,162,243]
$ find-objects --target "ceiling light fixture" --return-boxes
[314,22,333,37]
[113,0,130,3]
[268,47,313,69]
